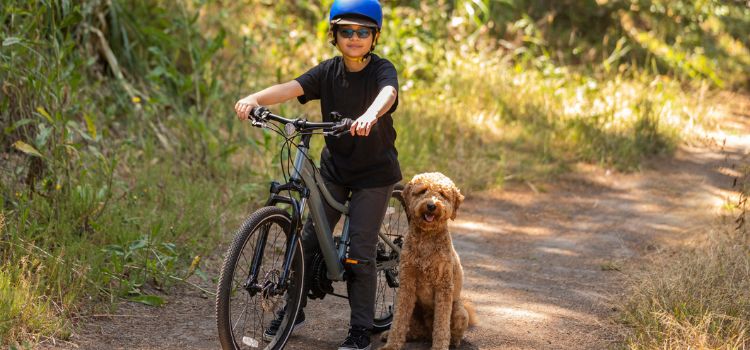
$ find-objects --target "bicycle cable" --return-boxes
[259,118,349,211]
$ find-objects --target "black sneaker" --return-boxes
[262,309,305,342]
[338,326,371,350]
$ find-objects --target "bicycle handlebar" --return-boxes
[250,106,353,137]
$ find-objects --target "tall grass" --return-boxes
[393,51,720,188]
[622,229,750,349]
[0,1,254,345]
[622,164,750,349]
[0,256,69,344]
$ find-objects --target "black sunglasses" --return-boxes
[338,28,373,39]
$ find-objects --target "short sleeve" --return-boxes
[375,60,399,91]
[375,59,399,113]
[294,63,324,104]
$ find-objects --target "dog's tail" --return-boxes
[463,299,479,327]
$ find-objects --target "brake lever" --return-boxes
[324,118,353,137]
[326,129,348,137]
[248,106,269,127]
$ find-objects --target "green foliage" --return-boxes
[380,0,750,88]
[482,0,750,88]
[0,0,254,345]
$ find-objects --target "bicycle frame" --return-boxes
[289,133,348,281]
[245,126,403,298]
[245,133,345,291]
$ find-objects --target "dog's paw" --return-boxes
[429,339,452,350]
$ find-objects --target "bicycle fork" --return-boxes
[242,219,304,298]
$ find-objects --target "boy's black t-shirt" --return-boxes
[295,54,402,189]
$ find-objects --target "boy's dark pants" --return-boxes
[298,176,395,330]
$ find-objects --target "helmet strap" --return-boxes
[342,53,370,63]
[338,42,370,63]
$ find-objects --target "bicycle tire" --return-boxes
[216,206,305,350]
[372,184,408,332]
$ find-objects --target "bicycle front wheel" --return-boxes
[216,207,305,350]
[373,184,408,332]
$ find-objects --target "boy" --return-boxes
[234,1,400,349]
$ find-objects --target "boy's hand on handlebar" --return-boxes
[351,113,377,136]
[235,96,259,120]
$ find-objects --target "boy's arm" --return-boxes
[351,86,398,136]
[235,80,304,120]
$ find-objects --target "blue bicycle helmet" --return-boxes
[329,0,383,30]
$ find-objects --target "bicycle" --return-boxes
[216,107,409,350]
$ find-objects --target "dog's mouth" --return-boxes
[422,213,436,223]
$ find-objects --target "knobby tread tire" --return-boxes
[216,206,305,350]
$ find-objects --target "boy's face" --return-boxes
[336,24,376,59]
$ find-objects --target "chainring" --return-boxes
[308,252,334,300]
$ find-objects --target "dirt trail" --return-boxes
[51,96,749,350]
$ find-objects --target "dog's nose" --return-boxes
[426,203,436,212]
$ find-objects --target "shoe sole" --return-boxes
[261,320,305,342]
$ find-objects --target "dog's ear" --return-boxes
[450,188,465,220]
[401,183,414,221]
[401,182,412,206]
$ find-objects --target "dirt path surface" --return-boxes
[51,97,749,350]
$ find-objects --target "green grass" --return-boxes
[0,257,69,345]
[0,148,263,342]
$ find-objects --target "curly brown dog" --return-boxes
[380,172,477,350]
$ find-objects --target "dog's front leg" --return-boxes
[430,278,454,350]
[380,266,418,350]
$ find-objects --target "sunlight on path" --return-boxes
[446,111,748,348]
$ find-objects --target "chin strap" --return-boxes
[342,52,371,63]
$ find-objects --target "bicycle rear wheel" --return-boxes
[216,207,305,350]
[373,184,408,332]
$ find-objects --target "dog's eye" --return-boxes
[438,192,448,199]
[414,188,427,195]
